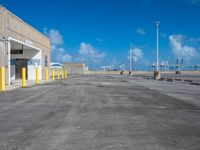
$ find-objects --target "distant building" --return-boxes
[63,63,87,74]
[0,6,50,84]
[194,64,200,71]
[50,62,63,70]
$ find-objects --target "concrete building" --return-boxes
[63,63,87,75]
[0,6,50,84]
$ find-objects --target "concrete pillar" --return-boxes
[154,71,161,80]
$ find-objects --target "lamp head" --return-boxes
[155,21,160,27]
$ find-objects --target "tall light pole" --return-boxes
[129,47,132,72]
[156,21,159,71]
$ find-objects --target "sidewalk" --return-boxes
[6,80,51,91]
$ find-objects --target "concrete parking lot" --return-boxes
[0,75,200,150]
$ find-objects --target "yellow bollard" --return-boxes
[58,70,60,80]
[36,67,39,85]
[62,69,64,79]
[45,68,49,83]
[52,69,55,81]
[0,67,5,92]
[22,67,26,87]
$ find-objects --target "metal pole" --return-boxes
[132,56,134,71]
[130,48,132,72]
[156,21,159,71]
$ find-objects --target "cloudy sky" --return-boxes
[1,0,200,69]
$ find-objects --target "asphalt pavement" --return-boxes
[0,75,200,150]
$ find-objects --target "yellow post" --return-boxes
[58,70,60,80]
[0,67,5,92]
[36,67,39,85]
[62,69,64,79]
[45,68,49,83]
[52,69,55,80]
[22,67,26,87]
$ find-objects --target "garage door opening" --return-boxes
[9,38,42,81]
[15,59,28,79]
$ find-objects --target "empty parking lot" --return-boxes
[0,75,200,150]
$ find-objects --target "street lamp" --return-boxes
[154,21,161,80]
[156,21,159,72]
[129,47,132,72]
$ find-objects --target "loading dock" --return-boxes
[0,5,50,84]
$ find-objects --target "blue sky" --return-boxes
[1,0,200,70]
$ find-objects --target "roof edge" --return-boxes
[0,5,50,41]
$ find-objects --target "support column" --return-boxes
[7,39,11,84]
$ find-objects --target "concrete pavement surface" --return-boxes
[141,73,200,84]
[0,75,200,150]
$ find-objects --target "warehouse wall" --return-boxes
[0,42,5,67]
[0,6,6,67]
[0,6,50,82]
[63,63,85,75]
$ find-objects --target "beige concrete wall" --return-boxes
[0,6,50,80]
[0,6,50,62]
[0,6,6,67]
[63,63,85,74]
[0,6,6,37]
[6,9,50,51]
[0,41,6,67]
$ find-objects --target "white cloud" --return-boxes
[60,54,72,62]
[46,29,63,46]
[57,48,71,62]
[59,48,65,53]
[187,37,200,43]
[79,42,106,61]
[50,45,56,52]
[50,47,72,63]
[135,27,146,35]
[169,34,198,61]
[132,48,144,62]
[45,28,71,63]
